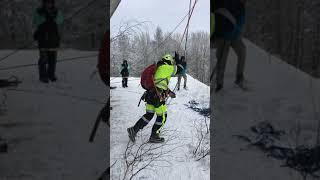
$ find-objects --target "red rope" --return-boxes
[177,0,198,51]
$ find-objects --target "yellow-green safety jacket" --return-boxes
[154,63,177,91]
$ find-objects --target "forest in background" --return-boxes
[3,1,318,79]
[111,24,210,85]
[0,0,106,50]
[244,0,320,77]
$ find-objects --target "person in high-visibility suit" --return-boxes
[127,54,177,143]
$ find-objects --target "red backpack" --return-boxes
[140,64,157,90]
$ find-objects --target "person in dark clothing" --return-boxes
[120,60,130,88]
[213,0,246,92]
[33,0,63,83]
[176,56,187,90]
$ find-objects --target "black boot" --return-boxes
[149,124,165,143]
[149,132,165,143]
[125,78,128,87]
[122,79,125,88]
[49,76,57,82]
[235,74,244,86]
[38,51,48,83]
[39,77,49,83]
[0,137,8,153]
[128,113,154,142]
[38,63,49,83]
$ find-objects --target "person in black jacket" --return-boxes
[213,0,246,92]
[120,60,130,88]
[33,0,63,83]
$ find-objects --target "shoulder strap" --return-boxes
[177,64,184,70]
[215,8,237,26]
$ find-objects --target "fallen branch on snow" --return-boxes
[185,100,210,118]
[121,129,181,180]
[234,121,320,179]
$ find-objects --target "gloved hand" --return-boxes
[169,91,176,98]
[141,91,147,101]
[166,89,176,98]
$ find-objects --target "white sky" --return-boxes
[111,0,210,37]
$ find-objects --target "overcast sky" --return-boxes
[111,0,209,37]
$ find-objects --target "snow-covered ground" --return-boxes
[0,50,108,180]
[212,40,320,180]
[110,75,210,180]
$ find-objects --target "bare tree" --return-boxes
[110,20,149,76]
[245,0,320,78]
[191,117,210,161]
[111,23,210,85]
[188,31,210,84]
[116,129,182,180]
[154,26,164,59]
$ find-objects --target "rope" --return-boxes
[0,43,36,63]
[0,54,97,71]
[146,2,198,58]
[184,0,191,57]
[148,2,198,106]
[168,1,196,106]
[64,0,99,22]
[178,0,198,53]
[6,88,105,105]
[111,88,141,95]
[110,78,140,84]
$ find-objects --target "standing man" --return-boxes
[120,60,130,88]
[177,56,187,90]
[213,0,246,92]
[33,0,63,83]
[127,54,176,143]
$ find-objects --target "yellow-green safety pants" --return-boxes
[146,103,167,134]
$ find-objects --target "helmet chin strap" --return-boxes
[162,60,172,65]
